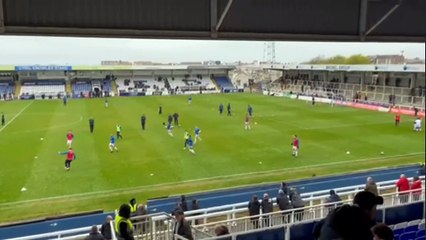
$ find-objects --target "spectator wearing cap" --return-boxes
[173,209,193,240]
[365,177,379,196]
[411,176,422,201]
[248,195,261,229]
[372,223,394,240]
[318,190,384,240]
[100,216,113,240]
[261,193,273,227]
[396,174,410,203]
[325,190,342,213]
[85,225,105,240]
[276,189,292,223]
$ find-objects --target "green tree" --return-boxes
[306,54,372,64]
[345,54,372,64]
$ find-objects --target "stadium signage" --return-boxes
[325,65,351,71]
[15,65,72,71]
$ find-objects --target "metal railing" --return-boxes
[8,176,424,240]
[178,176,425,226]
[189,189,426,240]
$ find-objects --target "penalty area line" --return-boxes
[0,101,34,134]
[0,151,424,208]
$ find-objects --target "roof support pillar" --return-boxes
[0,0,5,33]
[366,0,403,36]
[358,0,368,41]
[210,0,218,38]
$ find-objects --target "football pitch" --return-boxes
[0,93,424,223]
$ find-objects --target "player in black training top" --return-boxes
[89,117,95,133]
[141,114,146,130]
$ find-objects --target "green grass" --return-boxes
[0,93,424,224]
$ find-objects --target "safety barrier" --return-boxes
[8,176,424,240]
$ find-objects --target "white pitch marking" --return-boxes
[0,152,423,208]
[0,101,34,134]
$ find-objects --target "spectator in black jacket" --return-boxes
[319,191,384,240]
[276,189,292,223]
[179,195,188,212]
[100,216,113,240]
[290,189,305,221]
[173,209,194,240]
[325,190,342,213]
[261,193,273,227]
[191,199,201,225]
[85,225,105,240]
[280,182,290,195]
[248,195,261,229]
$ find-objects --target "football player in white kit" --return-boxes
[414,117,422,131]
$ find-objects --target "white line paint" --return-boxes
[0,101,34,134]
[0,151,423,208]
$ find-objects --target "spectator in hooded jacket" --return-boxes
[411,176,422,201]
[261,193,273,227]
[365,177,379,196]
[276,189,292,223]
[248,195,261,229]
[290,189,305,221]
[396,174,410,203]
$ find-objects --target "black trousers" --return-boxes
[142,122,145,130]
[90,125,94,133]
[65,160,72,168]
[117,131,122,139]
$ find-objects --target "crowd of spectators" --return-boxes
[89,172,424,240]
[247,182,306,229]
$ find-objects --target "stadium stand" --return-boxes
[20,80,65,99]
[72,81,92,98]
[267,65,425,109]
[214,76,235,91]
[0,82,15,99]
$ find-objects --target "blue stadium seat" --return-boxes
[415,238,425,240]
[395,228,406,236]
[399,231,416,240]
[416,229,425,238]
[406,225,420,233]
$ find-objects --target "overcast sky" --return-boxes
[0,36,424,65]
